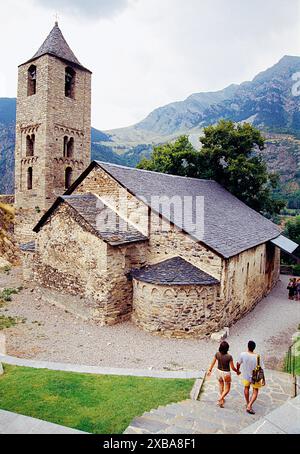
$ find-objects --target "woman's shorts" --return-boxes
[216,369,231,381]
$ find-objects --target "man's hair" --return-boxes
[219,341,230,355]
[248,341,256,352]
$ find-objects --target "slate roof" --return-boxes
[91,162,281,258]
[131,257,220,286]
[22,23,91,72]
[62,193,148,246]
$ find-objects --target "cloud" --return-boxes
[33,0,133,18]
[2,0,300,128]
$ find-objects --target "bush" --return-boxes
[293,265,300,276]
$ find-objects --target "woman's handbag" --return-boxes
[252,355,266,386]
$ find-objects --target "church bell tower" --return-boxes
[15,22,92,242]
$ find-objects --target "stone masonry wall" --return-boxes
[33,202,148,324]
[222,242,280,328]
[33,203,108,323]
[132,279,221,338]
[105,242,148,324]
[147,216,222,281]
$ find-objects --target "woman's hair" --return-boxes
[219,341,229,354]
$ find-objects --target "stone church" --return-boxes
[15,24,298,338]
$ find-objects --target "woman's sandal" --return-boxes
[217,400,224,408]
[246,408,255,415]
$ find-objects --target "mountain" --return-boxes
[104,55,300,206]
[0,99,16,194]
[107,56,300,141]
[1,55,300,205]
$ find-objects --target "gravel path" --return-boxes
[0,268,299,371]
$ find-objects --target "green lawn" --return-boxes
[284,332,300,376]
[0,365,193,434]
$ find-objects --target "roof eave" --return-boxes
[108,237,149,247]
[19,53,92,74]
[131,278,220,286]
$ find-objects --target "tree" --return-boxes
[137,135,202,178]
[284,216,300,246]
[138,120,285,215]
[283,216,300,265]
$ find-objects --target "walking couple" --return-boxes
[207,340,265,415]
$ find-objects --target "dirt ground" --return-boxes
[0,268,299,371]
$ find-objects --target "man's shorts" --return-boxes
[243,379,263,389]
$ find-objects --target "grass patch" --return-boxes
[0,365,193,434]
[0,266,11,275]
[0,288,21,303]
[0,288,22,308]
[284,325,300,376]
[0,315,18,330]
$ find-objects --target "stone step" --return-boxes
[124,369,294,435]
[151,403,197,418]
[127,416,170,434]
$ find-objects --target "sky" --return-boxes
[0,0,300,130]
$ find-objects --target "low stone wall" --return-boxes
[132,279,222,339]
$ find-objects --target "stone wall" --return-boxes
[105,242,148,324]
[222,242,280,327]
[15,54,91,243]
[31,202,148,324]
[132,279,221,338]
[147,216,222,281]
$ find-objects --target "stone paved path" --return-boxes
[0,410,87,434]
[124,370,294,434]
[239,395,300,434]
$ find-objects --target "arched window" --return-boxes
[26,134,35,157]
[65,167,73,189]
[28,65,37,96]
[65,67,75,98]
[63,136,74,158]
[63,136,69,157]
[67,137,74,158]
[27,167,33,190]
